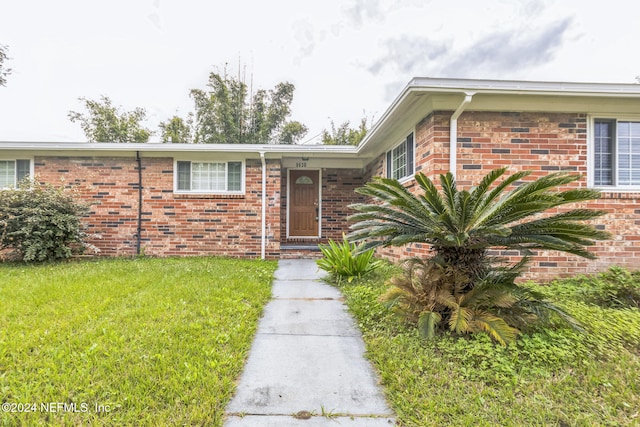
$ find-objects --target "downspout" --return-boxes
[136,151,143,256]
[259,152,266,260]
[449,93,474,179]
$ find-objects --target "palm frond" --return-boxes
[418,311,442,339]
[448,305,473,334]
[439,172,458,220]
[471,311,520,345]
[415,173,447,215]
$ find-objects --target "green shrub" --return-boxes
[0,181,94,262]
[317,234,382,283]
[542,266,640,309]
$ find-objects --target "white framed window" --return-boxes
[386,132,414,181]
[175,160,244,193]
[0,159,32,189]
[591,118,640,189]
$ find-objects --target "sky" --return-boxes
[1,0,640,143]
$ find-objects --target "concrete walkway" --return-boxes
[224,259,395,426]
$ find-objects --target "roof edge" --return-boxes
[0,141,359,154]
[407,77,640,95]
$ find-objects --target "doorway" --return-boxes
[287,169,320,238]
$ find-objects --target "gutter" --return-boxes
[135,151,143,256]
[449,93,474,179]
[259,152,266,260]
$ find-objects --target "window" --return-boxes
[593,119,640,187]
[386,133,414,180]
[0,159,31,189]
[176,160,243,193]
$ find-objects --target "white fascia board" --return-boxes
[0,141,359,156]
[408,77,640,96]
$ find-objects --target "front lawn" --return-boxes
[336,264,640,427]
[0,257,276,426]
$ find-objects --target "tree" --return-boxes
[322,117,369,145]
[348,168,609,343]
[159,114,193,143]
[68,96,152,143]
[279,121,308,145]
[190,71,307,144]
[0,44,11,87]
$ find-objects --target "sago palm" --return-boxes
[349,168,609,285]
[348,168,609,343]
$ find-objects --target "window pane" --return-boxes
[295,175,313,185]
[192,162,225,191]
[619,122,630,137]
[618,121,640,186]
[16,160,30,182]
[619,169,630,185]
[392,142,407,180]
[594,120,614,186]
[406,133,414,175]
[0,161,15,188]
[177,161,191,191]
[228,161,242,191]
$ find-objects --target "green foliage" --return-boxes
[350,168,608,271]
[321,117,368,146]
[159,114,193,143]
[0,43,11,87]
[190,69,307,144]
[317,235,382,283]
[543,266,640,309]
[379,257,579,345]
[337,271,640,426]
[0,181,92,262]
[279,121,309,145]
[0,257,277,426]
[68,95,152,143]
[349,168,608,343]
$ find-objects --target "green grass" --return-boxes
[334,263,640,427]
[0,257,276,426]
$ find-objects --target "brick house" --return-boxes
[1,78,640,280]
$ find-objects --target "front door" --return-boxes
[288,170,320,237]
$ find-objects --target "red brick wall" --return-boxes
[34,156,282,258]
[363,111,640,281]
[321,168,366,241]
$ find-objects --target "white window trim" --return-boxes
[588,115,640,192]
[0,157,34,189]
[173,159,245,194]
[386,130,416,183]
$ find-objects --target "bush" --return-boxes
[543,266,640,309]
[317,234,382,283]
[0,181,93,262]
